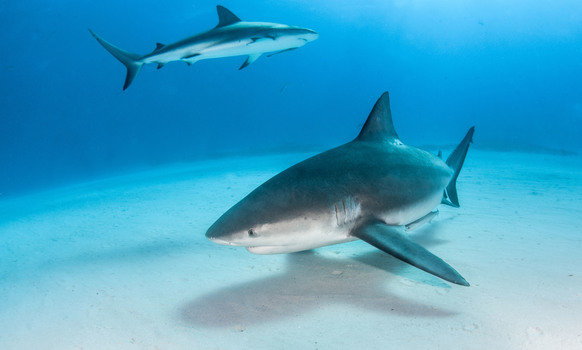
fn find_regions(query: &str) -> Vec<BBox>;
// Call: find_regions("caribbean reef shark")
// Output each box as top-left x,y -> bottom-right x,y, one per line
206,92 -> 475,286
89,5 -> 318,90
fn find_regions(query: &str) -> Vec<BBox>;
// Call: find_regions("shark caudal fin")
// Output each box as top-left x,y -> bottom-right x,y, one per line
442,127 -> 475,208
89,29 -> 144,90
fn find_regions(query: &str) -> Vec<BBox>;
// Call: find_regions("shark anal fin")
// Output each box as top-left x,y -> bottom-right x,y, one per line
215,5 -> 241,28
239,53 -> 262,70
352,222 -> 469,286
267,47 -> 298,57
441,195 -> 457,208
157,63 -> 165,70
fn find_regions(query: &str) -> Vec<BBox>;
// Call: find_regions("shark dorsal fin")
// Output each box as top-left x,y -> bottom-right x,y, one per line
215,5 -> 241,28
356,92 -> 400,142
151,43 -> 165,54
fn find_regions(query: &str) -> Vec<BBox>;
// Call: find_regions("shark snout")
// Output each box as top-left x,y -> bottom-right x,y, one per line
302,29 -> 319,42
205,218 -> 248,246
205,225 -> 230,245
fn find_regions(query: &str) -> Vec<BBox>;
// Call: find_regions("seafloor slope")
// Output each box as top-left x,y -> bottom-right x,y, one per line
0,150 -> 581,350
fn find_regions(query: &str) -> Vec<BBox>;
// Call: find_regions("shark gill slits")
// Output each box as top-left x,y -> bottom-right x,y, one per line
335,196 -> 361,226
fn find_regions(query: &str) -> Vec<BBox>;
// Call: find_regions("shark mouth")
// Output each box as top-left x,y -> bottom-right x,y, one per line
246,245 -> 297,255
207,237 -> 241,246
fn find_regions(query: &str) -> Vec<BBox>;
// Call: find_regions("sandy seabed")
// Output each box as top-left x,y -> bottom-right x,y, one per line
0,149 -> 581,350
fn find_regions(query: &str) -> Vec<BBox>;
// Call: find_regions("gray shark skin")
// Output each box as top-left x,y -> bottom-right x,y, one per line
89,5 -> 318,90
206,92 -> 475,286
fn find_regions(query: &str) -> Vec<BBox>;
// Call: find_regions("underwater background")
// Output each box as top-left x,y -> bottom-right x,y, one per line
2,2 -> 582,349
1,0 -> 581,197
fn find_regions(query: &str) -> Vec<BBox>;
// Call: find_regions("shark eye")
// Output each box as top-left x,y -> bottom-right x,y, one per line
248,229 -> 257,237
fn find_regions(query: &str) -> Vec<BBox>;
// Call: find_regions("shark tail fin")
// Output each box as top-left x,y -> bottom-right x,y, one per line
443,127 -> 475,208
89,29 -> 144,90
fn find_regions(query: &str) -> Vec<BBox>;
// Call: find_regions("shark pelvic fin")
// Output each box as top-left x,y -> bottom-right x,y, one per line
405,210 -> 438,231
356,92 -> 400,142
352,221 -> 469,286
183,53 -> 200,59
267,47 -> 298,57
239,53 -> 262,70
89,29 -> 144,90
182,53 -> 201,66
216,5 -> 241,28
443,126 -> 475,208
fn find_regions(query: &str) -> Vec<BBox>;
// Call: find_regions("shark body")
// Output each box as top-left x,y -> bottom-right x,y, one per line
89,5 -> 318,90
206,92 -> 475,286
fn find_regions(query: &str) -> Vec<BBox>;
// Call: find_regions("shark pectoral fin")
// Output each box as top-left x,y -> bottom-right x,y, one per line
267,47 -> 298,57
239,54 -> 262,70
352,222 -> 469,286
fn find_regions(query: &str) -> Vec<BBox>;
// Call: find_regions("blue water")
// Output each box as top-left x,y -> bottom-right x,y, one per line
1,0 -> 581,195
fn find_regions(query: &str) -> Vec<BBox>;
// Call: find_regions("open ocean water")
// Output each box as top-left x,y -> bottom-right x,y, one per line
1,1 -> 582,349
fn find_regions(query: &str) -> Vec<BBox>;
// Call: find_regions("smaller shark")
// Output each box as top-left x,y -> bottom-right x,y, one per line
206,92 -> 475,286
89,5 -> 318,90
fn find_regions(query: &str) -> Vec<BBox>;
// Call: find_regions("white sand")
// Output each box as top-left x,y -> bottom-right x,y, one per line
0,150 -> 581,350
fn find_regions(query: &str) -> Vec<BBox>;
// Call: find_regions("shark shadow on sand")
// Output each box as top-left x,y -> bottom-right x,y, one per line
180,219 -> 462,328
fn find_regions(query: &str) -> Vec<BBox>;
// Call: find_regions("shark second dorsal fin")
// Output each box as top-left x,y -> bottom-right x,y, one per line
216,5 -> 241,28
356,91 -> 400,143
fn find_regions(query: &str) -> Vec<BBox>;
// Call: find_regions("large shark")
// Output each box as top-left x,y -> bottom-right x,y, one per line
206,92 -> 475,286
89,5 -> 318,90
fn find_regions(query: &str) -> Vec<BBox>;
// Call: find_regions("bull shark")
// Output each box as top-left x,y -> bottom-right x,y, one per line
206,92 -> 475,286
89,5 -> 318,90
